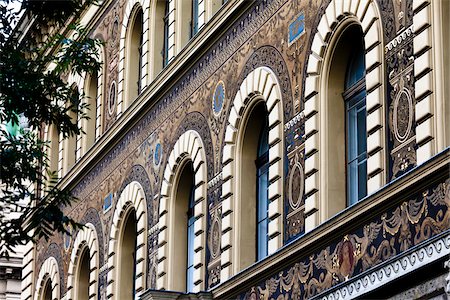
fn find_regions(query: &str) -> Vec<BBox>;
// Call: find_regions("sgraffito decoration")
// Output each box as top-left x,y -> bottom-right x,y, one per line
207,173 -> 223,289
284,112 -> 305,242
239,178 -> 450,299
385,0 -> 416,181
212,81 -> 225,116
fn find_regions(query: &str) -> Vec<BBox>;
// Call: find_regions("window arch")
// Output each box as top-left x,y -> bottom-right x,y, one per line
107,181 -> 147,299
343,32 -> 367,206
157,130 -> 208,292
118,209 -> 137,299
74,248 -> 90,300
34,256 -> 60,300
124,6 -> 143,109
46,124 -> 60,178
41,278 -> 53,300
236,100 -> 270,267
303,0 -> 385,231
67,223 -> 99,300
63,83 -> 80,175
177,0 -> 198,50
82,70 -> 98,153
152,0 -> 172,77
220,67 -> 285,280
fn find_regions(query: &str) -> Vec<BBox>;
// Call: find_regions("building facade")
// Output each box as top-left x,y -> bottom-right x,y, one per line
21,0 -> 450,299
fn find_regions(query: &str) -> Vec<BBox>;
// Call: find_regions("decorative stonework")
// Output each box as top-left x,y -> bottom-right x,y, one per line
237,177 -> 450,299
321,234 -> 450,300
386,24 -> 417,180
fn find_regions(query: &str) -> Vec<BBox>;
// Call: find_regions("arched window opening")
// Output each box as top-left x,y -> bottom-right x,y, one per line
63,84 -> 79,174
118,210 -> 137,299
41,279 -> 52,300
153,0 -> 170,75
325,24 -> 366,217
48,125 -> 59,176
178,0 -> 195,50
84,70 -> 97,151
170,161 -> 195,292
343,38 -> 367,206
75,248 -> 90,300
238,101 -> 269,270
256,117 -> 269,261
125,8 -> 143,108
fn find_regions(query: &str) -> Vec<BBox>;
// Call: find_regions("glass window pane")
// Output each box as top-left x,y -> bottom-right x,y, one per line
358,160 -> 367,200
347,160 -> 358,205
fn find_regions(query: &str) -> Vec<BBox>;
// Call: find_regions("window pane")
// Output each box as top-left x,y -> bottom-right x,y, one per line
347,159 -> 358,205
358,160 -> 367,200
357,102 -> 366,156
347,105 -> 357,160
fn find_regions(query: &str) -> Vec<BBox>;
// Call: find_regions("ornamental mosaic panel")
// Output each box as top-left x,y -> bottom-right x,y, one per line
284,112 -> 305,243
207,172 -> 223,289
386,24 -> 416,180
238,177 -> 450,299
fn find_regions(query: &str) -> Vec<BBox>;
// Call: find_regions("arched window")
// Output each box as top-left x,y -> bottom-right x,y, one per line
186,168 -> 196,292
256,118 -> 269,260
75,248 -> 90,300
178,0 -> 195,50
171,161 -> 195,292
83,70 -> 97,152
238,100 -> 269,269
48,125 -> 59,176
63,84 -> 79,174
324,23 -> 367,216
118,210 -> 137,299
125,7 -> 143,108
343,40 -> 367,206
41,279 -> 52,300
153,0 -> 170,75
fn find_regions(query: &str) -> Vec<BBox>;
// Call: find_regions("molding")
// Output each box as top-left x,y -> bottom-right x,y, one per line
316,233 -> 450,300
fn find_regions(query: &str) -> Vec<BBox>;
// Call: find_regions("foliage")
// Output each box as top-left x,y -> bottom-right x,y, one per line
0,0 -> 102,257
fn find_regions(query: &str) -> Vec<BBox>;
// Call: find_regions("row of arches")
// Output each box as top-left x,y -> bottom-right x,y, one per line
117,0 -> 226,116
45,54 -> 104,179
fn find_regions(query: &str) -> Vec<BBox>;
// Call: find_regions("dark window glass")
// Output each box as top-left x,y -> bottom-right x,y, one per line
344,41 -> 367,206
256,118 -> 269,260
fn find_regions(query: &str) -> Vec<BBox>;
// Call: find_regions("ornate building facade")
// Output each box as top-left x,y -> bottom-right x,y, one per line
20,0 -> 450,299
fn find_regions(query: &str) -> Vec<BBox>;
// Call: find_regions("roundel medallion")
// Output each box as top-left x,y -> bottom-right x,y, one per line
108,81 -> 116,116
288,154 -> 304,210
153,142 -> 162,167
212,81 -> 225,116
209,215 -> 221,259
393,88 -> 413,143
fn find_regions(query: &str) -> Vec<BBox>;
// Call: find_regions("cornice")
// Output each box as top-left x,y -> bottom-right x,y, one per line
57,0 -> 253,191
211,148 -> 450,298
